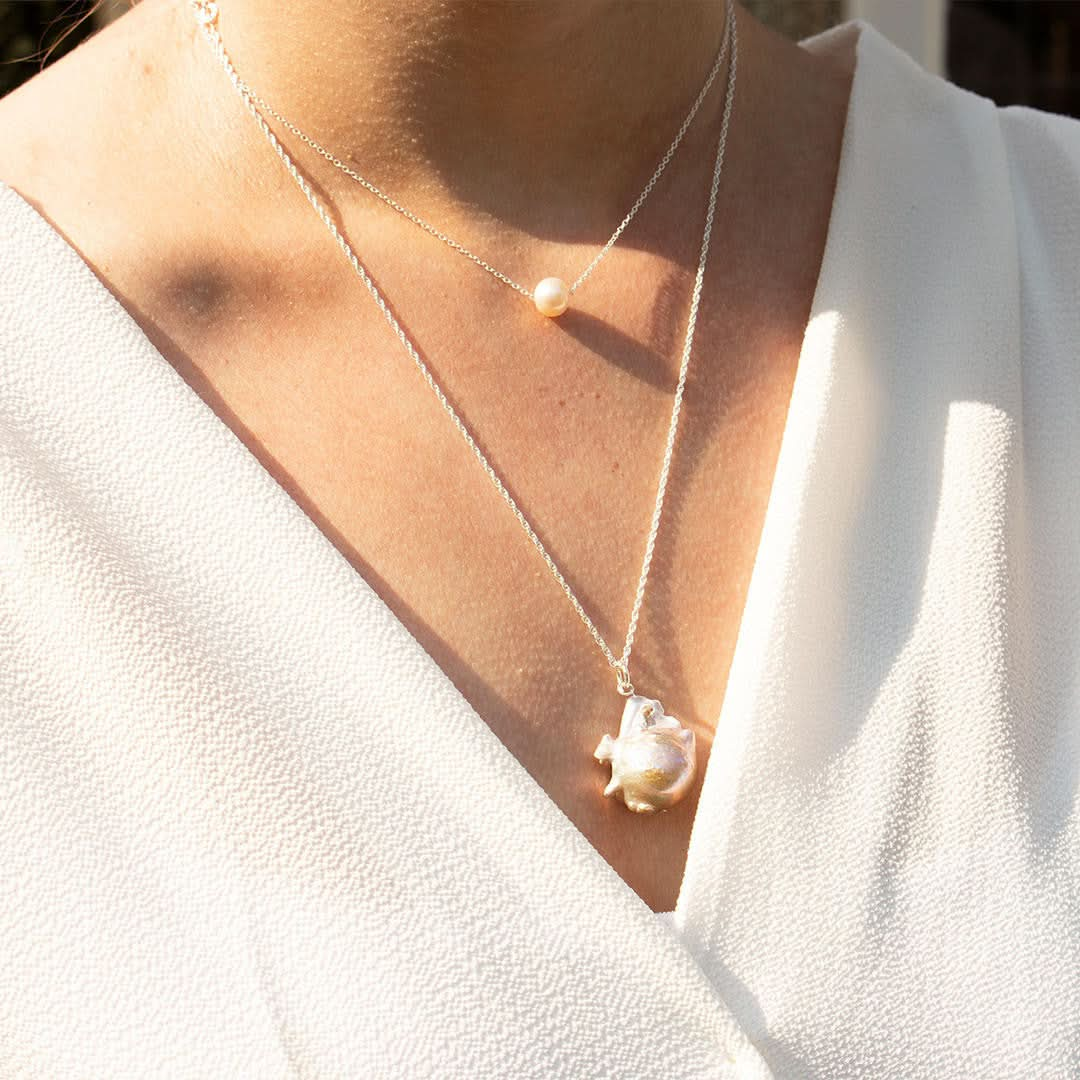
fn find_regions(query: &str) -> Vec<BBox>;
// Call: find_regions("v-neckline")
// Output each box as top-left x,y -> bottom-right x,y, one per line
0,17 -> 869,921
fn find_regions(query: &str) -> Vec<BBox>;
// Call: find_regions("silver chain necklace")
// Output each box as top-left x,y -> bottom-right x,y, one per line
190,0 -> 738,814
192,0 -> 731,319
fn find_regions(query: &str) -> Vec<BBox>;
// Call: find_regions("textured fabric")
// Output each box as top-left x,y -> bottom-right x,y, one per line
2,18 -> 1079,1080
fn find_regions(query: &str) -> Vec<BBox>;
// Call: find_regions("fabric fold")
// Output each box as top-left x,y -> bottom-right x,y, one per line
675,18 -> 1080,1080
0,178 -> 770,1076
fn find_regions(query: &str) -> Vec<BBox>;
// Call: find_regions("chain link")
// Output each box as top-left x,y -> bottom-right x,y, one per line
190,0 -> 738,694
196,1 -> 732,304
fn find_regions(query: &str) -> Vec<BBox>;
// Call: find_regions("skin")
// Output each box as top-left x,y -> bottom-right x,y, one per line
0,0 -> 855,913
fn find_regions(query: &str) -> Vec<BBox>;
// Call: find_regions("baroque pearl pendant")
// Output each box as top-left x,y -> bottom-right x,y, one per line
594,694 -> 697,813
533,277 -> 569,318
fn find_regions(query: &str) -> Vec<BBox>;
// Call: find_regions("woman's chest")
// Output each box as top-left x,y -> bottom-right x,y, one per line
146,273 -> 806,912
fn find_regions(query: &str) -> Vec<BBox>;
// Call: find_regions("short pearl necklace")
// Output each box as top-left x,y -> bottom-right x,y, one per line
191,1 -> 732,319
190,0 -> 738,815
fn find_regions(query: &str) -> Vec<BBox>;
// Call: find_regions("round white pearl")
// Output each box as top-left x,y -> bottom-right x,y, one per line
533,277 -> 569,318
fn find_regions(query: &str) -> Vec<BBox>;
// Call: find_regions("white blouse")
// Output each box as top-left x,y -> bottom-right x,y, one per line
1,17 -> 1078,1080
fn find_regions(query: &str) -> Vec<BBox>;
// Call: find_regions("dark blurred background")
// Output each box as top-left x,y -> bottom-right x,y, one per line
1,0 -> 1078,118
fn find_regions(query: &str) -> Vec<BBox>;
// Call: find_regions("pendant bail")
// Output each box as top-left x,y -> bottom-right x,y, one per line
613,660 -> 634,697
191,0 -> 219,24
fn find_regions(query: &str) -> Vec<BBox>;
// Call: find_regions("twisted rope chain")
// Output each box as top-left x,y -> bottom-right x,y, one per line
190,0 -> 738,696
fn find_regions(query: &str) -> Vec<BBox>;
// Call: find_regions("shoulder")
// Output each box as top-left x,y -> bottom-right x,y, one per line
995,103 -> 1080,245
0,0 -> 251,350
0,0 -> 195,217
0,0 -> 233,319
991,103 -> 1080,311
996,100 -> 1080,169
895,41 -> 1080,285
0,0 -> 194,362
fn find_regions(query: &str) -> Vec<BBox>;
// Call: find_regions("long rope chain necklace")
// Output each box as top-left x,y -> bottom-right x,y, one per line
190,0 -> 738,814
191,1 -> 731,319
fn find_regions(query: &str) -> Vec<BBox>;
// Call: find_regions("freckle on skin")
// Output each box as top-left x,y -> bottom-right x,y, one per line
558,398 -> 566,407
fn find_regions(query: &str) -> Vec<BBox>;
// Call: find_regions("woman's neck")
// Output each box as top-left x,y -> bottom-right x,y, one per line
212,0 -> 734,228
